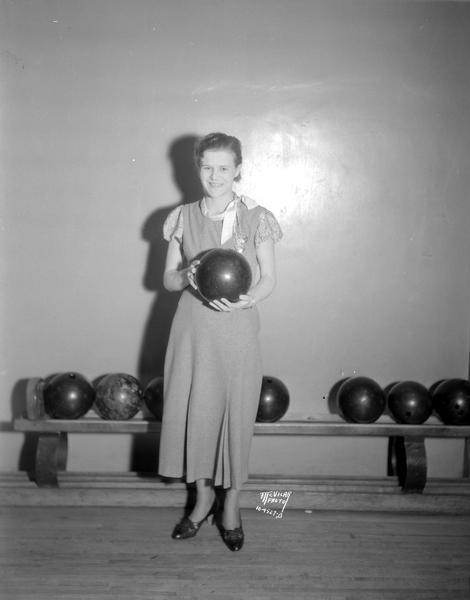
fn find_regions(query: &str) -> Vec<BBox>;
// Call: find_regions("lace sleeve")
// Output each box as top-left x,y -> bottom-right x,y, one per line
163,206 -> 184,243
254,209 -> 283,247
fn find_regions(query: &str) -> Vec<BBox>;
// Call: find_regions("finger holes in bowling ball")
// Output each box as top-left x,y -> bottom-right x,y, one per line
256,376 -> 290,423
432,379 -> 470,425
387,381 -> 432,425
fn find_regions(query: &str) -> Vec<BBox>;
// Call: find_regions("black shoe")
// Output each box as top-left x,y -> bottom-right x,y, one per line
171,498 -> 218,540
216,513 -> 244,551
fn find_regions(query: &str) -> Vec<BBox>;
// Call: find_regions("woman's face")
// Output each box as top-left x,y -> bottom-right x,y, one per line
199,148 -> 241,200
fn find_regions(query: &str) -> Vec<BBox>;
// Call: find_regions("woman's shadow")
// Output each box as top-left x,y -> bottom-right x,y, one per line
131,134 -> 202,473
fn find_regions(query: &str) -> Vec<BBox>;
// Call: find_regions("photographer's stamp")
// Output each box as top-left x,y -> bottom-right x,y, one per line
256,490 -> 292,519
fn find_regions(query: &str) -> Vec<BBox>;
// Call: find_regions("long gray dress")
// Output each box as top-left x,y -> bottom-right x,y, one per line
158,195 -> 282,489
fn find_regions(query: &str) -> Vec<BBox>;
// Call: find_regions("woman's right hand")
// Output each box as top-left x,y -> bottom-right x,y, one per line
186,260 -> 200,290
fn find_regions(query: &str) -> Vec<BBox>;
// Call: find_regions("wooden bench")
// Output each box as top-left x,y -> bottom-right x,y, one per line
14,378 -> 470,491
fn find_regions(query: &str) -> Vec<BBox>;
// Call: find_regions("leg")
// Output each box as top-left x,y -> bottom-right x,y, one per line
222,487 -> 241,529
188,478 -> 216,522
171,478 -> 216,540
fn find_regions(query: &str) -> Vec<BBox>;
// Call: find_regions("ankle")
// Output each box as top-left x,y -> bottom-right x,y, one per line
222,507 -> 241,530
190,492 -> 216,522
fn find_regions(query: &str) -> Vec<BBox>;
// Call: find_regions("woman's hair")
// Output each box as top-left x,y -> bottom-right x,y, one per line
194,132 -> 243,176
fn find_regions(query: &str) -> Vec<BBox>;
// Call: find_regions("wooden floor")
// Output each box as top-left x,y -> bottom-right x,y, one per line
1,507 -> 470,600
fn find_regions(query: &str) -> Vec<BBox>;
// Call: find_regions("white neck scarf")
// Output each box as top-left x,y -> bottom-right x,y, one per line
201,195 -> 258,246
200,195 -> 237,245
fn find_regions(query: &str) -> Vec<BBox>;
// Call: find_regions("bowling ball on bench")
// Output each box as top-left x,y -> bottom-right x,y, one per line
256,376 -> 290,423
43,372 -> 95,419
94,373 -> 144,420
337,376 -> 385,424
144,376 -> 164,421
195,248 -> 252,303
432,379 -> 470,425
387,381 -> 432,424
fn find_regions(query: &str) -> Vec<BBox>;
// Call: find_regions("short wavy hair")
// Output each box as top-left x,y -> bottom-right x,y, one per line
194,132 -> 243,180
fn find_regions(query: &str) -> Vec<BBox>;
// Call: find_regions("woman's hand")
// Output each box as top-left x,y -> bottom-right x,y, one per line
209,294 -> 255,312
186,260 -> 200,290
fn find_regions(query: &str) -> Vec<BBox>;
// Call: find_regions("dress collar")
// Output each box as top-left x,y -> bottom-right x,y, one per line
200,195 -> 235,221
200,194 -> 257,220
200,194 -> 258,247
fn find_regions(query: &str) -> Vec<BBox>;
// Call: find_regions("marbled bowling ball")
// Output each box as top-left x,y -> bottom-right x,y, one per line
144,376 -> 164,421
337,376 -> 385,424
94,373 -> 143,420
432,379 -> 470,425
387,381 -> 432,424
256,376 -> 290,423
44,372 -> 95,419
195,248 -> 252,303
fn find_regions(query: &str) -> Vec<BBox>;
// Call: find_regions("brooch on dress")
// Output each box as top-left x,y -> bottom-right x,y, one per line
233,211 -> 248,254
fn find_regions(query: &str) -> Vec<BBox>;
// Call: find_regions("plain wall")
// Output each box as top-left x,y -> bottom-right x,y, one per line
1,0 -> 469,477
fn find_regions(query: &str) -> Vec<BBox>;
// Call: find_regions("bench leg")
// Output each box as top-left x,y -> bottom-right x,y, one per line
35,432 -> 68,487
388,436 -> 427,493
464,438 -> 469,478
387,437 -> 398,477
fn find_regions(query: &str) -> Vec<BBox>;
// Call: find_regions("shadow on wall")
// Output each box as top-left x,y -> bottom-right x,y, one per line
10,136 -> 203,476
132,134 -> 202,473
137,134 -> 202,386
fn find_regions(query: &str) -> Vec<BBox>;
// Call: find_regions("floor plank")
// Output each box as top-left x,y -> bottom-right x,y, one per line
1,507 -> 470,599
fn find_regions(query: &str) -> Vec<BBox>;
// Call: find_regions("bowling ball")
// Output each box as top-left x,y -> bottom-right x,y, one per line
44,372 -> 95,419
387,381 -> 432,424
429,379 -> 448,396
337,376 -> 385,424
256,376 -> 290,423
432,378 -> 470,425
144,376 -> 164,421
195,248 -> 252,303
94,373 -> 143,420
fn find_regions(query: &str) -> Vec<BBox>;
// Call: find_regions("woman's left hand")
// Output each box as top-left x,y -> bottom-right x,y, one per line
209,294 -> 255,312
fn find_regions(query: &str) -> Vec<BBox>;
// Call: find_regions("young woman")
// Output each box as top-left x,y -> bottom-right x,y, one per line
158,132 -> 282,551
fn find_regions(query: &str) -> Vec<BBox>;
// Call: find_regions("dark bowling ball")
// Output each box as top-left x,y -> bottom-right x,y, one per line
94,373 -> 143,420
387,381 -> 432,424
337,376 -> 385,424
432,378 -> 470,425
256,376 -> 290,423
144,376 -> 164,421
428,379 -> 449,397
195,248 -> 252,303
44,372 -> 95,419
